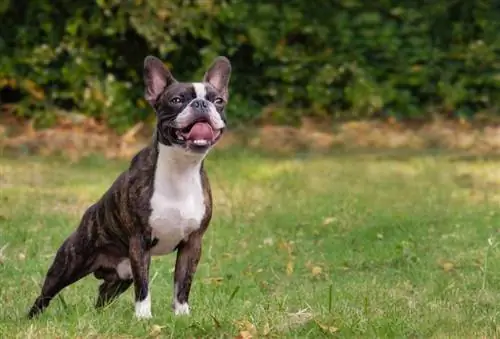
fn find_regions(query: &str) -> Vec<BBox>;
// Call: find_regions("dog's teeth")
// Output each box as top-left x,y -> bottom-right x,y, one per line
192,139 -> 209,146
178,136 -> 185,141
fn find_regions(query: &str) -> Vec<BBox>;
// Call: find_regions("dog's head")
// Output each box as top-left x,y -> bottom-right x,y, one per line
143,55 -> 231,153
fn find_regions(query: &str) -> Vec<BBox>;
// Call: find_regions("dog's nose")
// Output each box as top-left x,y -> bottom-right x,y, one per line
191,99 -> 208,110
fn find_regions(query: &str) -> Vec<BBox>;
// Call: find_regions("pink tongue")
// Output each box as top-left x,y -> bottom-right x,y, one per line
185,122 -> 213,141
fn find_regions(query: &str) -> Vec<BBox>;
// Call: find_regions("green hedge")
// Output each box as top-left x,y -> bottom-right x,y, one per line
1,1 -> 500,131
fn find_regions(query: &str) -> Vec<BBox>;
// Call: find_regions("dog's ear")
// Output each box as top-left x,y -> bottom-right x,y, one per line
144,56 -> 176,106
203,56 -> 231,101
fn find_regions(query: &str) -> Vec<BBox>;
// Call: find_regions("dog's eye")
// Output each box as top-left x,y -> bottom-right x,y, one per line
170,97 -> 182,104
214,97 -> 224,105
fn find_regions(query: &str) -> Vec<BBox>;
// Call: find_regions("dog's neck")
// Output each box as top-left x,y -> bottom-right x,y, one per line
155,142 -> 207,180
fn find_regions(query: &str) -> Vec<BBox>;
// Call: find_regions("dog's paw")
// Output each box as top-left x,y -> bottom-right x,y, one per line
174,302 -> 190,316
135,297 -> 152,319
135,307 -> 152,319
135,310 -> 153,319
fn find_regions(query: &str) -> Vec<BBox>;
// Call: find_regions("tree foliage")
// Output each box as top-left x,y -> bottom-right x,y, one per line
1,0 -> 500,131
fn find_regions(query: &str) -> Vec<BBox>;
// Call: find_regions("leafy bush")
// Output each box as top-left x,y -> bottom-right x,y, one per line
1,0 -> 500,131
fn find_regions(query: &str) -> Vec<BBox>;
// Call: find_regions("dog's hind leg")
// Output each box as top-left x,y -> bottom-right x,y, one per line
94,269 -> 132,309
27,234 -> 93,319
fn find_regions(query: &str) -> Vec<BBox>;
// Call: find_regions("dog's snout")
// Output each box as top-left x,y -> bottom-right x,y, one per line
191,99 -> 208,110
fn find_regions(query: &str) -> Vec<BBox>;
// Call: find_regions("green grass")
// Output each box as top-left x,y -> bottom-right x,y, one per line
1,148 -> 500,338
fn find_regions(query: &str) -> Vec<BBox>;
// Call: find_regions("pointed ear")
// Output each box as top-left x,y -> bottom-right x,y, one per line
143,56 -> 176,106
203,56 -> 231,100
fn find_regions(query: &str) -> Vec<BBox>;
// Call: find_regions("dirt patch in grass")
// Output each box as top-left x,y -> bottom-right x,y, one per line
1,113 -> 500,160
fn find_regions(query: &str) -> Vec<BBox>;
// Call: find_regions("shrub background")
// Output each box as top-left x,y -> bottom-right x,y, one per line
1,0 -> 500,132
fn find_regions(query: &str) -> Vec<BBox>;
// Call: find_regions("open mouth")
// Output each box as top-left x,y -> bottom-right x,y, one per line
175,119 -> 223,149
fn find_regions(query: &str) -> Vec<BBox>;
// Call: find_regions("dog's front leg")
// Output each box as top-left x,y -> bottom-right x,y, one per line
129,233 -> 152,319
172,232 -> 203,316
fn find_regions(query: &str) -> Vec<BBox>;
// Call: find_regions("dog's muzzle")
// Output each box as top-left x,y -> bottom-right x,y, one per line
170,99 -> 225,151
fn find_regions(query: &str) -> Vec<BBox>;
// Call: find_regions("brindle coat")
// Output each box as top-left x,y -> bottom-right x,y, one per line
27,56 -> 230,319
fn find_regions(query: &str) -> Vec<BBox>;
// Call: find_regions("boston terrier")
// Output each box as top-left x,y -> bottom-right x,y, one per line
27,55 -> 231,319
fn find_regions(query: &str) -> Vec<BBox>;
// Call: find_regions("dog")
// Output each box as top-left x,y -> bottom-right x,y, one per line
27,55 -> 231,319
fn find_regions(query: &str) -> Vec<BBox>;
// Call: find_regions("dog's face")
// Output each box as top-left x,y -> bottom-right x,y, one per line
143,56 -> 231,153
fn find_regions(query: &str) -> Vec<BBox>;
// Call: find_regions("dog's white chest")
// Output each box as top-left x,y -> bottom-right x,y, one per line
148,145 -> 206,256
149,190 -> 204,255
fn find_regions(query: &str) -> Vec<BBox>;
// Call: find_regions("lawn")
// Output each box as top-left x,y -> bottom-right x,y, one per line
1,148 -> 500,338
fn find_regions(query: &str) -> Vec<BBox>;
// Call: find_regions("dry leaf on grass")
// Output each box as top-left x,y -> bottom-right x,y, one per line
235,330 -> 253,339
315,321 -> 339,334
203,277 -> 224,285
0,244 -> 8,264
263,237 -> 274,246
442,262 -> 454,272
438,260 -> 455,272
261,322 -> 271,336
323,217 -> 336,225
235,320 -> 257,339
311,266 -> 322,277
148,324 -> 165,338
279,240 -> 294,255
305,260 -> 324,277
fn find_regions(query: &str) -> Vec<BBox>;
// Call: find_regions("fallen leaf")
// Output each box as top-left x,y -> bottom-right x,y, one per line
279,240 -> 294,256
238,320 -> 257,333
203,277 -> 224,285
261,322 -> 271,336
442,262 -> 454,272
311,266 -> 322,276
315,321 -> 339,334
437,259 -> 456,272
323,217 -> 336,225
286,261 -> 294,276
235,320 -> 257,338
263,237 -> 274,246
235,330 -> 253,339
149,324 -> 165,337
0,244 -> 8,264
